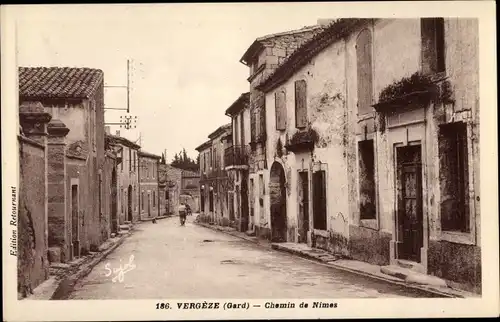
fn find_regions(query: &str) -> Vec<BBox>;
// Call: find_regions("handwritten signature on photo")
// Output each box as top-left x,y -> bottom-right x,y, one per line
104,254 -> 136,283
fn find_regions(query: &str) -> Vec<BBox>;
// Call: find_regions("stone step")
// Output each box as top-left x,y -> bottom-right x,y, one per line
119,224 -> 130,231
380,265 -> 447,287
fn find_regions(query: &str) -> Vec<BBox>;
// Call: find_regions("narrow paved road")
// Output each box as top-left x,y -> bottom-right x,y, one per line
69,216 -> 438,299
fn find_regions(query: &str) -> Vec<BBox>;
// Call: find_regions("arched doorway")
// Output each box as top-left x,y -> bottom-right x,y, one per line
127,185 -> 133,222
111,168 -> 118,233
270,162 -> 287,242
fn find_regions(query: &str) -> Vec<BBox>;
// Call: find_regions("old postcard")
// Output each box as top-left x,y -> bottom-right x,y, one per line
1,2 -> 498,321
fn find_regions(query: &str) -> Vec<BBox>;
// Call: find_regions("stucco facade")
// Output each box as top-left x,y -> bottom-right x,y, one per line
196,124 -> 233,226
256,18 -> 480,293
138,151 -> 161,220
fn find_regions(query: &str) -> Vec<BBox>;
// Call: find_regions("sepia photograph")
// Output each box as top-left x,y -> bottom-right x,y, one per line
1,2 -> 498,321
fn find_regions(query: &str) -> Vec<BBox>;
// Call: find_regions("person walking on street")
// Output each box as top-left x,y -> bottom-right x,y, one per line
178,202 -> 187,226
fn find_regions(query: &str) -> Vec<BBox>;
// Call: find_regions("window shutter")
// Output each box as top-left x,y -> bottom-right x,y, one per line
356,29 -> 373,115
250,110 -> 256,142
295,80 -> 307,128
275,90 -> 286,131
259,106 -> 266,138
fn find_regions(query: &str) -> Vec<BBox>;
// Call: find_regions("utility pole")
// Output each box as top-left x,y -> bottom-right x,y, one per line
104,59 -> 138,130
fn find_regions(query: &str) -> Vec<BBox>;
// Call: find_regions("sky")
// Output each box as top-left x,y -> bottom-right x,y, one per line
13,3 -> 347,161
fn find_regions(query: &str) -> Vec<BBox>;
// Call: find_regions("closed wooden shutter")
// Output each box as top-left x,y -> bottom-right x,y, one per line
259,102 -> 266,139
313,170 -> 327,230
250,110 -> 256,142
356,29 -> 373,115
295,80 -> 307,128
275,90 -> 287,131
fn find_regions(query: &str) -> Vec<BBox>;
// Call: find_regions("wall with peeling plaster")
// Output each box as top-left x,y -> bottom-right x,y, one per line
264,39 -> 350,246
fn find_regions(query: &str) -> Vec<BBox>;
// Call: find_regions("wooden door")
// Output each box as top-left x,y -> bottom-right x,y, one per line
396,145 -> 423,262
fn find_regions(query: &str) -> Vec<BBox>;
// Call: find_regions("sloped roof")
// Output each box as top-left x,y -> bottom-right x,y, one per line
208,123 -> 232,140
138,150 -> 161,159
240,25 -> 325,65
19,66 -> 104,100
105,133 -> 141,150
195,139 -> 212,152
225,92 -> 250,116
257,19 -> 370,92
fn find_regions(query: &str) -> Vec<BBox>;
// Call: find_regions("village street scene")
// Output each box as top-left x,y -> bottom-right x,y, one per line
12,5 -> 482,302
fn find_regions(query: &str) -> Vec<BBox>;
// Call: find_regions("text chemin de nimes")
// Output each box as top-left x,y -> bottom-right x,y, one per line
10,186 -> 18,256
156,301 -> 338,310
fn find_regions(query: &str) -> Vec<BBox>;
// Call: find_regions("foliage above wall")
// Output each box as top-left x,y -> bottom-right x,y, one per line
285,127 -> 319,152
375,72 -> 454,112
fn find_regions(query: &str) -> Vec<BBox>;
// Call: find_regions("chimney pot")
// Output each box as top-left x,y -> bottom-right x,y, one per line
105,126 -> 111,135
116,130 -> 120,137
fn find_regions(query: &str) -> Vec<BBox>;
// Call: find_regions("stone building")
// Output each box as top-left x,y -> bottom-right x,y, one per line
180,169 -> 201,213
18,67 -> 115,297
19,67 -> 110,263
138,150 -> 161,219
196,124 -> 233,226
162,164 -> 183,215
105,130 -> 141,225
239,23 -> 327,239
256,18 -> 480,293
224,93 -> 252,232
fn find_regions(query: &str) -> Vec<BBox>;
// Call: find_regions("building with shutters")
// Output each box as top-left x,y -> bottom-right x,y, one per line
196,124 -> 233,226
239,23 -> 328,239
105,129 -> 141,226
224,93 -> 252,232
138,151 -> 161,220
256,18 -> 480,293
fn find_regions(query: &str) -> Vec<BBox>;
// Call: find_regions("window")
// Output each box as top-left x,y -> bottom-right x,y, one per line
356,29 -> 374,115
121,150 -> 123,170
295,80 -> 308,128
121,190 -> 125,213
259,174 -> 265,196
250,109 -> 257,142
421,18 -> 446,74
201,191 -> 205,212
133,151 -> 136,172
165,190 -> 168,199
129,148 -> 132,171
234,117 -> 239,145
209,190 -> 214,212
249,179 -> 254,217
439,122 -> 469,232
358,140 -> 376,220
313,170 -> 327,230
240,112 -> 245,145
141,191 -> 144,210
259,98 -> 266,139
275,89 -> 287,131
153,190 -> 156,207
98,173 -> 102,219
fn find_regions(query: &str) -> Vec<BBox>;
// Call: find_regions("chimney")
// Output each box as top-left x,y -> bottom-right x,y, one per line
317,19 -> 337,26
115,130 -> 120,137
105,126 -> 111,135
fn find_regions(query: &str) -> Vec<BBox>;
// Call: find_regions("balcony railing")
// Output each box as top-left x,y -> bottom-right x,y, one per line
224,145 -> 250,168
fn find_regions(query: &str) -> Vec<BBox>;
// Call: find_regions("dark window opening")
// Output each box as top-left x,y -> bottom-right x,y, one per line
439,122 -> 469,232
313,170 -> 327,230
200,192 -> 205,212
141,191 -> 144,210
421,18 -> 446,74
358,140 -> 377,220
209,190 -> 214,212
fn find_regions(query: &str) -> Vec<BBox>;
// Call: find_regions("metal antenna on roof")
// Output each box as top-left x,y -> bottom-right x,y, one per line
104,59 -> 138,131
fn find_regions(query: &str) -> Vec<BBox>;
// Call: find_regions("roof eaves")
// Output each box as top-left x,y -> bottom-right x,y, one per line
256,19 -> 368,93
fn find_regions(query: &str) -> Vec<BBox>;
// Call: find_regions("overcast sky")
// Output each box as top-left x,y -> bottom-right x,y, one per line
14,3 -> 353,160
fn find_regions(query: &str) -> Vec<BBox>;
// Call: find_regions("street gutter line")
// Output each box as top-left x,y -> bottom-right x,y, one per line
194,222 -> 458,298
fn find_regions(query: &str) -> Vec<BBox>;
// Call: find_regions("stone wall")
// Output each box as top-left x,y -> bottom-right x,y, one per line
18,136 -> 49,297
